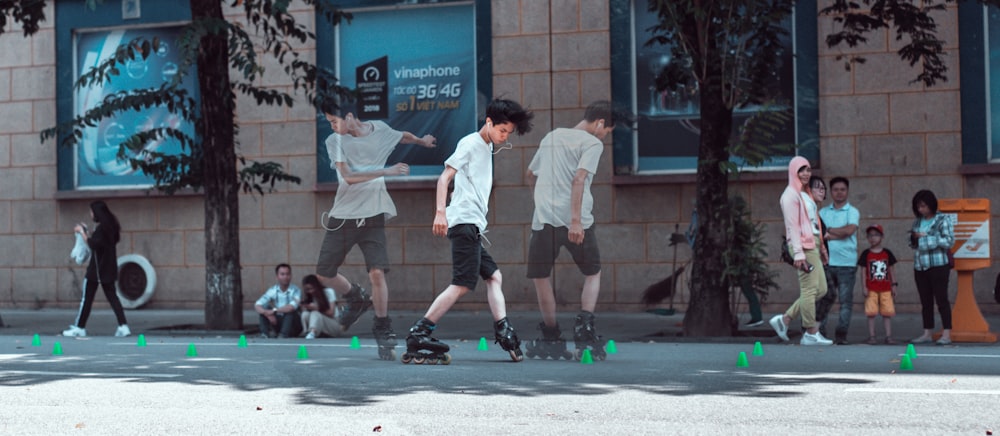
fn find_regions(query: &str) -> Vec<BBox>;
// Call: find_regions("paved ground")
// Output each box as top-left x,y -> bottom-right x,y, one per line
1,334 -> 998,435
1,307 -> 998,346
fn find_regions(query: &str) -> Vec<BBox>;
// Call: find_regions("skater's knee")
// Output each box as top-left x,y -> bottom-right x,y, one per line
368,268 -> 386,285
486,270 -> 502,285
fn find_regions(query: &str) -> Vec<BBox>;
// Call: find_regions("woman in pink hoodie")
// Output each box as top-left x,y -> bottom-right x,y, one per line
770,157 -> 832,345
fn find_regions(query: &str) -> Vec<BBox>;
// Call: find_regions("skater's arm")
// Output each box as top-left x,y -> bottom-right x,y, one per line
433,166 -> 457,237
400,131 -> 437,148
335,161 -> 409,185
568,168 -> 589,244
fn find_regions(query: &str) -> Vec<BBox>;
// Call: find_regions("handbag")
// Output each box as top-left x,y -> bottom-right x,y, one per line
779,236 -> 795,266
70,231 -> 91,265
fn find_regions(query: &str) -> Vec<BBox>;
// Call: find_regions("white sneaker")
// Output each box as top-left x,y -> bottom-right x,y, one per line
115,324 -> 131,337
801,331 -> 833,346
305,331 -> 316,339
769,315 -> 789,341
62,325 -> 87,337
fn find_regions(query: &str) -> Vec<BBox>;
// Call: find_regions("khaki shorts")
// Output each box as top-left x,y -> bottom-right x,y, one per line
865,291 -> 895,318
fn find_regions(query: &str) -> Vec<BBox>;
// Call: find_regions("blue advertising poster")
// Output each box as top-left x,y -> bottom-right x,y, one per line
318,3 -> 477,182
74,25 -> 199,188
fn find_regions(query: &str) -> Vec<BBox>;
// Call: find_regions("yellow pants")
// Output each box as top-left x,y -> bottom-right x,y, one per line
784,247 -> 828,328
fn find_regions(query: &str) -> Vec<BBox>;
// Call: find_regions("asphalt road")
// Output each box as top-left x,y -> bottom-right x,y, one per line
1,334 -> 998,435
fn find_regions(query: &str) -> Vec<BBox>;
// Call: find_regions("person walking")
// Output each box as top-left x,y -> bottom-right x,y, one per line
62,200 -> 130,337
770,157 -> 832,345
908,189 -> 954,345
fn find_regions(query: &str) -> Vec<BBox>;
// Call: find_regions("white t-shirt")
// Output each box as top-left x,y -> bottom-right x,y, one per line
528,128 -> 603,231
444,132 -> 494,232
326,120 -> 404,220
801,192 -> 821,236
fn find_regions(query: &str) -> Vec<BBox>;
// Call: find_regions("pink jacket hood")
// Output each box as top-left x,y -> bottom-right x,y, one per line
780,156 -> 816,260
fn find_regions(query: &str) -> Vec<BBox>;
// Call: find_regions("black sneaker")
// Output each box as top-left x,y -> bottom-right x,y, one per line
744,319 -> 765,328
834,336 -> 849,345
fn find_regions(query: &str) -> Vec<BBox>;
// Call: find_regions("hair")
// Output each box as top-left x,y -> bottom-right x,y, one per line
584,100 -> 636,130
808,175 -> 825,201
275,263 -> 291,275
809,175 -> 825,189
485,98 -> 534,135
318,95 -> 352,118
89,200 -> 121,244
300,274 -> 330,313
829,176 -> 849,189
911,189 -> 939,217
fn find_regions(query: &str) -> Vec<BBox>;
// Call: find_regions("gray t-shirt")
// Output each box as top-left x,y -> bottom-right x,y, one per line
528,128 -> 602,230
326,120 -> 404,220
444,132 -> 493,233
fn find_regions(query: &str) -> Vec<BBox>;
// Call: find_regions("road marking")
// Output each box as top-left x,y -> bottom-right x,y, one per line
0,370 -> 180,378
899,353 -> 1000,359
847,388 -> 1000,395
106,342 -> 370,348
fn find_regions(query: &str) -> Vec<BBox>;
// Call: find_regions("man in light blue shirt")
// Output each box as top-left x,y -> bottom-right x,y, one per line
819,177 -> 860,345
254,263 -> 302,338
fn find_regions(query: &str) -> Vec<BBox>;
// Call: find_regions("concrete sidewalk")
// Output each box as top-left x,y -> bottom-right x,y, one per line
1,307 -> 998,345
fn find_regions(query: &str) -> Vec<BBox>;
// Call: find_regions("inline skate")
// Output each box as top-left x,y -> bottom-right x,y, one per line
525,322 -> 573,360
573,311 -> 607,361
338,283 -> 372,332
494,317 -> 524,362
372,316 -> 397,361
401,318 -> 451,365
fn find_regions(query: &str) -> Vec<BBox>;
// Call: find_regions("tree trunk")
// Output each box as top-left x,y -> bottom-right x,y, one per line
193,1 -> 243,330
683,64 -> 735,337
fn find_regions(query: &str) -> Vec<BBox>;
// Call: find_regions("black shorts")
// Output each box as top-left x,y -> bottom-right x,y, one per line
526,224 -> 601,278
448,224 -> 498,290
316,214 -> 390,277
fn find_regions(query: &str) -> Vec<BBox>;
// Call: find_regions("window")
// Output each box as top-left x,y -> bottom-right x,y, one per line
609,0 -> 819,176
959,2 -> 1000,165
55,1 -> 196,190
315,0 -> 490,184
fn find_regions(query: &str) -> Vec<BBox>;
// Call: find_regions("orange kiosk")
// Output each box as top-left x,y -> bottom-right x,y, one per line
937,198 -> 997,343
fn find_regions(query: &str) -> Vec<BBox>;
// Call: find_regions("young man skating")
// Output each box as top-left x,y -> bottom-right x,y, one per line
401,99 -> 534,364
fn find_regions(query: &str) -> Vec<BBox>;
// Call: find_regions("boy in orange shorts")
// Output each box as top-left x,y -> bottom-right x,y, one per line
857,224 -> 898,344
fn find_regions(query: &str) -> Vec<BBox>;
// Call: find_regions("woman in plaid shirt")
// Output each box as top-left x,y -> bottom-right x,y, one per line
908,190 -> 955,345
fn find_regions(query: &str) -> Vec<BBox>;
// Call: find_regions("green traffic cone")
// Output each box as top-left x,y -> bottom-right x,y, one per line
606,339 -> 618,354
580,349 -> 594,364
350,336 -> 361,349
752,341 -> 764,356
237,335 -> 248,348
297,345 -> 309,360
136,334 -> 147,347
737,351 -> 749,368
899,354 -> 913,371
906,343 -> 917,359
477,337 -> 488,351
186,343 -> 198,357
31,334 -> 41,347
51,342 -> 63,356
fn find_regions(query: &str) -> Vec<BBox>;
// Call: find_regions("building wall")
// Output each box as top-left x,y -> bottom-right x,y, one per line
0,1 -> 997,315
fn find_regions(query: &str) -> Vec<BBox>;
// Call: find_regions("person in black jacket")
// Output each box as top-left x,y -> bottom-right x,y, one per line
63,200 -> 130,337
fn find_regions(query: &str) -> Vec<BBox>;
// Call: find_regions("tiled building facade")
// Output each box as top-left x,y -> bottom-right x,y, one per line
0,0 -> 997,315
